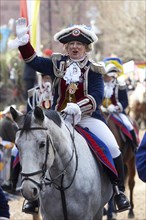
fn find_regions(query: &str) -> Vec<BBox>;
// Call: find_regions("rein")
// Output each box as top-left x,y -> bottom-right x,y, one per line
44,123 -> 78,220
45,124 -> 78,190
18,122 -> 78,220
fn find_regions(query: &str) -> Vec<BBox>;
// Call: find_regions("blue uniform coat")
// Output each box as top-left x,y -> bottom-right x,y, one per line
136,132 -> 146,182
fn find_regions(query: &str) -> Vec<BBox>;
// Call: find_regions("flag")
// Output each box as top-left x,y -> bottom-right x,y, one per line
0,26 -> 11,53
20,0 -> 41,53
20,0 -> 28,21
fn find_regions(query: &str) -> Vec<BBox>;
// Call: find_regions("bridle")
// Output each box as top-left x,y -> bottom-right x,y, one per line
17,126 -> 51,189
17,123 -> 78,220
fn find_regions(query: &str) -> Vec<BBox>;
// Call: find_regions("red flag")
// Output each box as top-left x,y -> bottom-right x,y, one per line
19,0 -> 41,53
20,0 -> 28,22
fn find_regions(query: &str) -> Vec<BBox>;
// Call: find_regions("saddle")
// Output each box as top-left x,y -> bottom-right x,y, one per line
75,125 -> 118,181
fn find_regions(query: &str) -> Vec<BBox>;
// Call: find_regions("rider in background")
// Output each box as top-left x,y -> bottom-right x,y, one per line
101,57 -> 139,153
0,105 -> 18,193
8,17 -> 131,214
27,74 -> 53,112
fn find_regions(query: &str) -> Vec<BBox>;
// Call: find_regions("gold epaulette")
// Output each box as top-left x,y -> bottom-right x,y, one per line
90,62 -> 106,75
51,53 -> 63,63
51,53 -> 66,78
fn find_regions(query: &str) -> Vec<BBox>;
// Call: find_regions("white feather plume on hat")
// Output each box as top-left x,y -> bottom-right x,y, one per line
54,24 -> 98,45
105,63 -> 122,77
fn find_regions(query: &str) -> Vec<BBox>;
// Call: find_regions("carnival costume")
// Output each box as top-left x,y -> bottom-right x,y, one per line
101,57 -> 138,152
8,18 -> 131,213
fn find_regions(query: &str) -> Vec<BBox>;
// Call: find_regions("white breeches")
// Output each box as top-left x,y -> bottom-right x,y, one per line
11,145 -> 18,157
78,116 -> 121,158
113,113 -> 133,131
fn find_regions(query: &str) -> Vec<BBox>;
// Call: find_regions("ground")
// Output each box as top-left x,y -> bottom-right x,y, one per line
8,130 -> 146,220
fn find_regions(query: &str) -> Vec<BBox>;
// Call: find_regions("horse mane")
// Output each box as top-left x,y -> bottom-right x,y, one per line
20,109 -> 62,135
20,111 -> 32,135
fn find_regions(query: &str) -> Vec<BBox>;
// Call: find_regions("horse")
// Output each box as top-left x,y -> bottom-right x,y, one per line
128,82 -> 146,130
10,106 -> 112,220
128,100 -> 146,130
102,111 -> 137,219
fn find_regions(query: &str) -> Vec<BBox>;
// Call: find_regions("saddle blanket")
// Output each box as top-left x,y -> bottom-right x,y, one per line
110,114 -> 140,144
75,125 -> 118,180
13,151 -> 19,168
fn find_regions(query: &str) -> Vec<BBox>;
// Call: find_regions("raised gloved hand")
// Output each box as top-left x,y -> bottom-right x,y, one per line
61,103 -> 81,125
8,17 -> 30,49
107,104 -> 117,113
16,17 -> 30,39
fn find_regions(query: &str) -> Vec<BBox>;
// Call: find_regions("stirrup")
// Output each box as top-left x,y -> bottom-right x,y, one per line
112,185 -> 131,213
22,199 -> 39,215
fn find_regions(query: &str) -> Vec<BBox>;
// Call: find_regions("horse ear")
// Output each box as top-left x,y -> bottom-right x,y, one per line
10,106 -> 23,121
34,106 -> 44,121
10,106 -> 24,127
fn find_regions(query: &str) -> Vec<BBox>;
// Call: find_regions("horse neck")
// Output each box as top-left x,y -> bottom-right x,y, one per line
48,123 -> 76,181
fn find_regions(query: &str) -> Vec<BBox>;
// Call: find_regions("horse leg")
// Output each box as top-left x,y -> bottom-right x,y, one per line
106,198 -> 117,220
126,156 -> 136,218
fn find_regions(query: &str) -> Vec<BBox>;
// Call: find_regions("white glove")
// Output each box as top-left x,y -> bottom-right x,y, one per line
8,17 -> 30,49
107,104 -> 117,113
100,105 -> 108,113
61,103 -> 81,125
16,17 -> 30,39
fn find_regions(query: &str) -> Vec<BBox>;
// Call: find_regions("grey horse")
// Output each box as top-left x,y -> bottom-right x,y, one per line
10,106 -> 112,220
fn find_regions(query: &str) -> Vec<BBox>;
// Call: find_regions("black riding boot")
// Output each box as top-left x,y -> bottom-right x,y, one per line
130,129 -> 138,152
22,199 -> 39,214
113,154 -> 131,212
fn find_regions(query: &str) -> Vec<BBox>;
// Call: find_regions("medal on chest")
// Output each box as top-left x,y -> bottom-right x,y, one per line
68,82 -> 78,102
68,82 -> 78,94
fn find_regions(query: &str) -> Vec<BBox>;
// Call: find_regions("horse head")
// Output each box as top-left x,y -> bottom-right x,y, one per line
10,106 -> 60,201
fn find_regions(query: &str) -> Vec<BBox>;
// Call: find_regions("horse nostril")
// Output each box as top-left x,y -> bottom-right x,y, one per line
33,187 -> 38,197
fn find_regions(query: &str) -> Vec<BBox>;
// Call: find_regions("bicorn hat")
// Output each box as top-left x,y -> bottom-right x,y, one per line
105,63 -> 121,77
54,24 -> 98,45
103,57 -> 124,76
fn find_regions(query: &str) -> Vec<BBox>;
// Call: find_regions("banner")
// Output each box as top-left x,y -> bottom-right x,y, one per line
20,0 -> 28,21
20,0 -> 41,53
0,26 -> 11,53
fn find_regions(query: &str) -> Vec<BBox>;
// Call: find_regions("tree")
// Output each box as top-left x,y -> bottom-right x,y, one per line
87,0 -> 146,62
40,0 -> 145,62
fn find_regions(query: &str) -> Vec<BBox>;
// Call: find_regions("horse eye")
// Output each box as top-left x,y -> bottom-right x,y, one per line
39,142 -> 45,149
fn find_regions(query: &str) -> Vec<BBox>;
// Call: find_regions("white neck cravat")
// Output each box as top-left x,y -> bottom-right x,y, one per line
63,62 -> 81,84
104,79 -> 116,98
